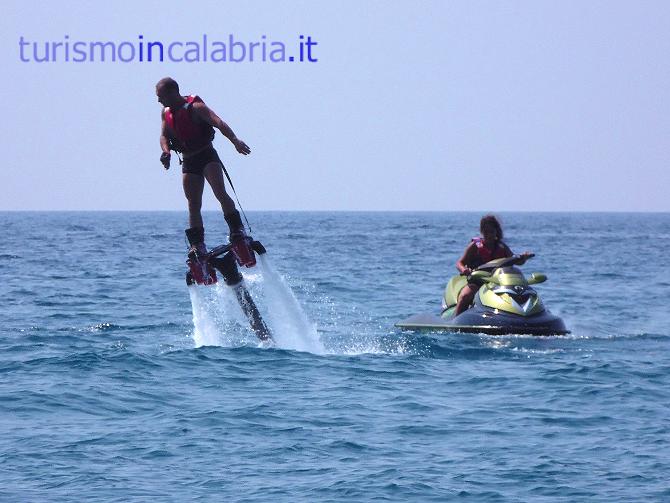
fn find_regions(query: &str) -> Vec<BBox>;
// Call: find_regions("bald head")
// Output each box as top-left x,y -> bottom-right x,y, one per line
156,77 -> 182,108
156,77 -> 179,93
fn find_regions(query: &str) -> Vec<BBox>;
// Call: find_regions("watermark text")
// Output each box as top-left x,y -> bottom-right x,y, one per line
18,34 -> 318,63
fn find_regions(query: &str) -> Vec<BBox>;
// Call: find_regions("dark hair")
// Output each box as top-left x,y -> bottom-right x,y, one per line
156,77 -> 179,93
480,214 -> 503,240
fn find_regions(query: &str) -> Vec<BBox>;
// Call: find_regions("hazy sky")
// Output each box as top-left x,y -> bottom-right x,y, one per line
2,0 -> 668,211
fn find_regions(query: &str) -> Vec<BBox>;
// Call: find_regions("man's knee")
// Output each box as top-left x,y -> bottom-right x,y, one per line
213,187 -> 229,202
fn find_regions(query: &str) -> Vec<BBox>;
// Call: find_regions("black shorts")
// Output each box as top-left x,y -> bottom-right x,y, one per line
181,145 -> 222,176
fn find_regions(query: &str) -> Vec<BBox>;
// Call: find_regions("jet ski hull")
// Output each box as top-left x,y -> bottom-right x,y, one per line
396,308 -> 569,336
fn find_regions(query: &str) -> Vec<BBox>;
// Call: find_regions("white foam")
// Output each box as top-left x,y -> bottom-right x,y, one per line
188,285 -> 220,347
255,255 -> 324,354
187,255 -> 324,354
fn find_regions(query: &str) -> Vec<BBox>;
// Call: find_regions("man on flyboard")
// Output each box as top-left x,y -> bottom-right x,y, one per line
156,77 -> 271,341
156,77 -> 250,256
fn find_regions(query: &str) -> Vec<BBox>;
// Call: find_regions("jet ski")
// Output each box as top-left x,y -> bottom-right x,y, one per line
396,255 -> 569,335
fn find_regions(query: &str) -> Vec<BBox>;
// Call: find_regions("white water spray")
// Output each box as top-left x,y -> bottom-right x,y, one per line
255,255 -> 324,353
188,286 -> 220,347
187,255 -> 324,354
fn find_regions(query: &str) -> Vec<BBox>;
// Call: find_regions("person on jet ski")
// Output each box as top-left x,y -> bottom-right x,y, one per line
454,215 -> 533,315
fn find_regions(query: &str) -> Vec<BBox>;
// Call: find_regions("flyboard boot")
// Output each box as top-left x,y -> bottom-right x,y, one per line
184,218 -> 272,341
225,210 -> 257,268
185,226 -> 217,285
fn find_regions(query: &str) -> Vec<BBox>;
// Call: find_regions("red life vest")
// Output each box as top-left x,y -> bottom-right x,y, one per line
472,237 -> 508,265
164,95 -> 215,153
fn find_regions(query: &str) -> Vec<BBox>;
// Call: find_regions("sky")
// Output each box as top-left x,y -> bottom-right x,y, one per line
1,0 -> 669,211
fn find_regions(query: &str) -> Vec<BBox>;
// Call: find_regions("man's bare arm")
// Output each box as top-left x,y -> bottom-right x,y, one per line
192,102 -> 251,155
160,110 -> 171,153
159,110 -> 171,169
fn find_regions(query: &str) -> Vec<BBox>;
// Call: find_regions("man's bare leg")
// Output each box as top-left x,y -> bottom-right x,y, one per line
203,161 -> 236,213
183,173 -> 207,254
183,173 -> 206,228
203,161 -> 244,237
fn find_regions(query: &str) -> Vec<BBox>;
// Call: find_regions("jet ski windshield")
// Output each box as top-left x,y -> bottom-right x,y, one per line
494,266 -> 524,276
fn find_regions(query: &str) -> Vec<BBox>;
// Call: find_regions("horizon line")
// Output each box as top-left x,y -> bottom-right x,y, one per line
1,209 -> 669,214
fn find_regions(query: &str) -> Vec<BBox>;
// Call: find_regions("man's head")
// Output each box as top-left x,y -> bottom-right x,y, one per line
156,77 -> 181,108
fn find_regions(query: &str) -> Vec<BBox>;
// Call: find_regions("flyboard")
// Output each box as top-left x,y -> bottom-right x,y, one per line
186,234 -> 272,341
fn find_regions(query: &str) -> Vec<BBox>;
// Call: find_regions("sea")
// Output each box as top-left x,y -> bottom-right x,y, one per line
1,211 -> 669,502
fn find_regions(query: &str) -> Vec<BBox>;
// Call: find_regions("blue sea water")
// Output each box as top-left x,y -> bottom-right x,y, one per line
1,211 -> 669,502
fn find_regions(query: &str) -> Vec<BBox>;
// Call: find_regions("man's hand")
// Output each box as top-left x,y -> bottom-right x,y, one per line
160,152 -> 171,170
461,267 -> 473,277
232,138 -> 251,155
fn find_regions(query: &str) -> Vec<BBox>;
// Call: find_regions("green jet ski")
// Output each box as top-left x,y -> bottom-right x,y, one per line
396,255 -> 569,335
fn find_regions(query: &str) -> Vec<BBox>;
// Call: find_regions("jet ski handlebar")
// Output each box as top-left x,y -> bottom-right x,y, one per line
462,254 -> 547,286
475,254 -> 534,272
459,254 -> 535,283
